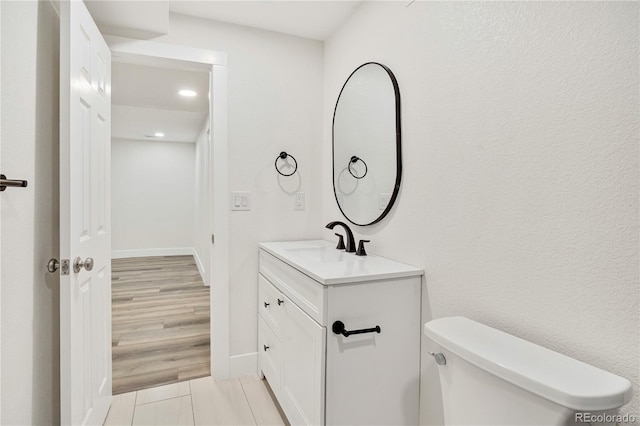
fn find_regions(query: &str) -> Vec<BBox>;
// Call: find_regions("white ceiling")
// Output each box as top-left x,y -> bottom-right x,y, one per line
112,62 -> 209,143
112,105 -> 207,143
113,62 -> 209,112
86,1 -> 361,41
169,1 -> 361,41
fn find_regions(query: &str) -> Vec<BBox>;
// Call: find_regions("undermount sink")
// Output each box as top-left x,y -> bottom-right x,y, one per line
284,245 -> 326,255
284,242 -> 347,261
259,240 -> 423,285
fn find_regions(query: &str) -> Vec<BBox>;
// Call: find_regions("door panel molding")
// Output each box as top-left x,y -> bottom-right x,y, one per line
60,2 -> 112,424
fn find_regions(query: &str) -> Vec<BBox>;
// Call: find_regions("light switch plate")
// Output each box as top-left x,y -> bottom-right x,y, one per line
231,191 -> 250,211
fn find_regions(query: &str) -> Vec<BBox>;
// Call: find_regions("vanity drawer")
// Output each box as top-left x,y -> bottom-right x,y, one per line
258,316 -> 281,391
259,274 -> 285,336
259,250 -> 327,325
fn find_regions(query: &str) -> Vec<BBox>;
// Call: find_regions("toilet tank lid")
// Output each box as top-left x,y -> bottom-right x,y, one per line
424,316 -> 632,411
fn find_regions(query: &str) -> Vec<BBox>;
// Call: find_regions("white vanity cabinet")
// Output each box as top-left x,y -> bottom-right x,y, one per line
258,240 -> 423,426
258,274 -> 326,425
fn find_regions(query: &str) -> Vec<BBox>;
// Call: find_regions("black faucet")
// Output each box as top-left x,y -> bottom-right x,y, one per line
325,221 -> 356,253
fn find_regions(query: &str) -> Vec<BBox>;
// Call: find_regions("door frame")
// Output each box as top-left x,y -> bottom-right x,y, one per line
0,1 -> 3,418
106,36 -> 230,379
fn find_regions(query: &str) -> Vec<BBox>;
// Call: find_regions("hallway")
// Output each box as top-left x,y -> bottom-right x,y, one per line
112,255 -> 210,394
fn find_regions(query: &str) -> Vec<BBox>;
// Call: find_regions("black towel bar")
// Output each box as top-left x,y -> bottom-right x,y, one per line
332,320 -> 381,337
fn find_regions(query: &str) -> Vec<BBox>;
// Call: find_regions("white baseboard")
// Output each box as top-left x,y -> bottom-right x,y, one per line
111,247 -> 194,259
229,352 -> 258,377
192,248 -> 209,286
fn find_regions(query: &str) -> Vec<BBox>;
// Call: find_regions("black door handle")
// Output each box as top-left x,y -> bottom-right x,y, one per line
332,320 -> 381,337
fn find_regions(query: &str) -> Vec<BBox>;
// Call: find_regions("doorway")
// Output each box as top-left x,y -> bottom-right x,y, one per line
107,36 -> 230,383
110,58 -> 211,394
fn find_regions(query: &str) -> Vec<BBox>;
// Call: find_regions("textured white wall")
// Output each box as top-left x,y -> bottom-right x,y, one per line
111,139 -> 196,255
156,14 -> 324,358
0,1 -> 61,424
323,2 -> 639,424
193,122 -> 210,284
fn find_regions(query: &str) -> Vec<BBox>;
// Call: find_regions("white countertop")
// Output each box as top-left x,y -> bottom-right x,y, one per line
258,240 -> 423,285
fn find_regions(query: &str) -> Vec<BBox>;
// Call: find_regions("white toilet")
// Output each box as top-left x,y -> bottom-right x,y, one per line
424,317 -> 633,425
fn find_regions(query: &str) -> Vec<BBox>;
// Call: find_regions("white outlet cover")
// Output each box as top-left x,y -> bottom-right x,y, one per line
379,193 -> 392,210
294,192 -> 305,210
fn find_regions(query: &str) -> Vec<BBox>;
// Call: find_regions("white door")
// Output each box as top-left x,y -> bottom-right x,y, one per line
59,1 -> 112,424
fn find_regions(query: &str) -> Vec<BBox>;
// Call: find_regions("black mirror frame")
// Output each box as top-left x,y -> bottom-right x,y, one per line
331,62 -> 402,226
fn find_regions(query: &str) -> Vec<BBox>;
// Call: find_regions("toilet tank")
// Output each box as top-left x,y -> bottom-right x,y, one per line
424,317 -> 632,426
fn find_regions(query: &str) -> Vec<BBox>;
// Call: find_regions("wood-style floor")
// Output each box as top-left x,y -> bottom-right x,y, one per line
112,255 -> 210,395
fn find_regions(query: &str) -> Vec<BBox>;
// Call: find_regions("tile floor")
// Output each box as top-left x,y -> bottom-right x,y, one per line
104,375 -> 288,426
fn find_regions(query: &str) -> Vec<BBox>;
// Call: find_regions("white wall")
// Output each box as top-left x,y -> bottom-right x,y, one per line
193,121 -> 210,284
0,1 -> 61,424
154,14 -> 324,361
111,139 -> 196,257
323,2 -> 639,424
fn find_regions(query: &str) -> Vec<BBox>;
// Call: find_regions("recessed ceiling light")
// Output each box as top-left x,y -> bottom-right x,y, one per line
178,89 -> 197,97
154,132 -> 164,137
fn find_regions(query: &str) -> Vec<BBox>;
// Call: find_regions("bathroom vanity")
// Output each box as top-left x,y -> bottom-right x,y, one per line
257,240 -> 423,425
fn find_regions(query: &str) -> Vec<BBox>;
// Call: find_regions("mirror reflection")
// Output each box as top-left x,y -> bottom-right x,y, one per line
332,62 -> 401,226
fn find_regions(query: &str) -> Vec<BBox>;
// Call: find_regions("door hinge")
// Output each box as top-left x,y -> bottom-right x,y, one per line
211,234 -> 215,244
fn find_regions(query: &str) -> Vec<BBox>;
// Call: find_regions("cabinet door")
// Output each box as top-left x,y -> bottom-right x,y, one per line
258,316 -> 282,391
325,278 -> 421,425
280,297 -> 326,426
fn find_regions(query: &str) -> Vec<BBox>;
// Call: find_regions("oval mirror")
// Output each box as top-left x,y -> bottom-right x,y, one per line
332,62 -> 401,226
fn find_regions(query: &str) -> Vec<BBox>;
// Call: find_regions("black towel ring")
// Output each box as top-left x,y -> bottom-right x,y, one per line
348,156 -> 368,179
275,151 -> 298,177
